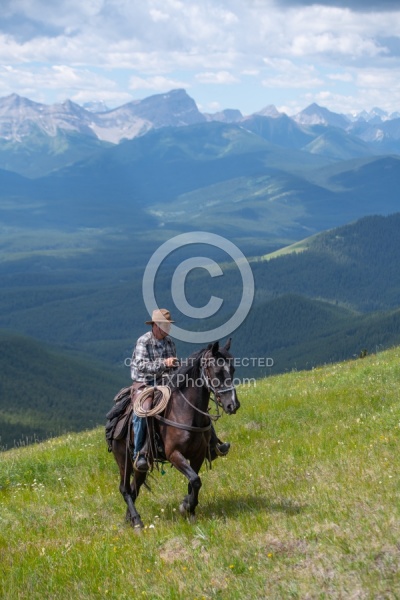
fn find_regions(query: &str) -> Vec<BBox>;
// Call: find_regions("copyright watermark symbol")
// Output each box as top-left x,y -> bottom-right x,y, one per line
142,232 -> 254,343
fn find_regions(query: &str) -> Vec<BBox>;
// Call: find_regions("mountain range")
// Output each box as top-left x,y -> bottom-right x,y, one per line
1,118 -> 399,257
1,90 -> 400,177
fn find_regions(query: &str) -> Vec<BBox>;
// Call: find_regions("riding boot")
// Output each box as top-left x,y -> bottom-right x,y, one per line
133,436 -> 150,471
209,424 -> 230,461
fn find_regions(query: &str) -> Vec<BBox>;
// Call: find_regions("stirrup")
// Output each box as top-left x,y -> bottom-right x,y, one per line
133,454 -> 149,472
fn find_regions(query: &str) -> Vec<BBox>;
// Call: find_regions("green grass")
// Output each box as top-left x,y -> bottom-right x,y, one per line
259,234 -> 317,261
1,347 -> 400,598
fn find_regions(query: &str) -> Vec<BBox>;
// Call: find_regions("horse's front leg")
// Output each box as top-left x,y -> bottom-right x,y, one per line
168,449 -> 203,520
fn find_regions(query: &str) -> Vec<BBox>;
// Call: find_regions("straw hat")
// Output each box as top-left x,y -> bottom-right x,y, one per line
145,308 -> 175,325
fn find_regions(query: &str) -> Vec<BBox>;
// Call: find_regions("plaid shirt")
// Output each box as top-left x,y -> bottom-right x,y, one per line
130,330 -> 177,384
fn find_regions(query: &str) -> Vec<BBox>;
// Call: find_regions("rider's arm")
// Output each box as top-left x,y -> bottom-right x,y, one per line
131,335 -> 177,380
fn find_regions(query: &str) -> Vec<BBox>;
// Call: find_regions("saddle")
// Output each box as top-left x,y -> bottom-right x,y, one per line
105,384 -> 166,462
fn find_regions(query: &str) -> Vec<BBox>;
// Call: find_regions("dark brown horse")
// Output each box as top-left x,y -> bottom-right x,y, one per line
110,339 -> 240,529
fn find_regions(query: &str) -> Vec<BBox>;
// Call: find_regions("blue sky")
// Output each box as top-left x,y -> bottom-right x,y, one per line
1,0 -> 400,115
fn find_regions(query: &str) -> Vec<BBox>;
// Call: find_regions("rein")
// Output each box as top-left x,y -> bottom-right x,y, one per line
154,413 -> 211,432
133,382 -> 214,434
133,348 -> 234,434
177,387 -> 221,422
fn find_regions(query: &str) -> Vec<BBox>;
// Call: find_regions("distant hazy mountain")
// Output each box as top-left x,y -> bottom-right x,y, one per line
1,118 -> 399,247
0,89 -> 399,149
0,94 -> 98,140
293,103 -> 350,129
1,90 -> 400,177
0,89 -> 205,145
204,108 -> 243,123
347,107 -> 400,122
241,113 -> 315,149
254,104 -> 282,118
302,128 -> 372,160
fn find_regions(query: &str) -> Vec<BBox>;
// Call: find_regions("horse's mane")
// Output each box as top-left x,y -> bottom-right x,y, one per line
168,347 -> 205,390
168,343 -> 232,391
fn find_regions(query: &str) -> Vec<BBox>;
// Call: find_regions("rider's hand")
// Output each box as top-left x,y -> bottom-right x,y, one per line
164,356 -> 179,368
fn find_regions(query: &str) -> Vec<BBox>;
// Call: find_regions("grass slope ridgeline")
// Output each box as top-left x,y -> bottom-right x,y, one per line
1,346 -> 400,598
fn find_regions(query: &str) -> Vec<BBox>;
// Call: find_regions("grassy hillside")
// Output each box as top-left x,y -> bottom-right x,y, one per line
1,346 -> 400,598
0,331 -> 127,449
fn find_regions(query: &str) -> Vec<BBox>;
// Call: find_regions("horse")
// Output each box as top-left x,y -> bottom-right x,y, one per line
110,338 -> 240,529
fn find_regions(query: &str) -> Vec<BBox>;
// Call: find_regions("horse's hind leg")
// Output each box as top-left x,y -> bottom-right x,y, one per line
112,439 -> 145,530
127,470 -> 147,525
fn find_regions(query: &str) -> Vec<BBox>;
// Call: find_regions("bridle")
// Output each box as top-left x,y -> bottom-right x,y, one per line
154,349 -> 236,432
200,350 -> 236,408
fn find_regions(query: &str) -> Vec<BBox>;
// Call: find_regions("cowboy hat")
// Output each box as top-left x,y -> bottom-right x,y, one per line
145,308 -> 175,325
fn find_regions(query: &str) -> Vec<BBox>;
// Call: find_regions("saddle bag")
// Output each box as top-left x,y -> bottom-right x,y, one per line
105,386 -> 133,451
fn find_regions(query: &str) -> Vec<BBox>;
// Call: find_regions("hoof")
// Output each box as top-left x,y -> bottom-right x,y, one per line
131,518 -> 144,531
179,502 -> 188,516
179,503 -> 196,522
126,510 -> 144,530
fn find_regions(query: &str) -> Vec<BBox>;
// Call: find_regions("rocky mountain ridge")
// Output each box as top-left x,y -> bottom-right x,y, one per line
0,89 -> 205,144
1,89 -> 400,147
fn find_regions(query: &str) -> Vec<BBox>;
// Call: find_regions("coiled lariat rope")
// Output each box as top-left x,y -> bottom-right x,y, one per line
133,386 -> 171,417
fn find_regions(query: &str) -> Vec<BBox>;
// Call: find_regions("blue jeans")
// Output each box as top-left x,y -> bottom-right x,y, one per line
133,413 -> 147,458
131,382 -> 147,458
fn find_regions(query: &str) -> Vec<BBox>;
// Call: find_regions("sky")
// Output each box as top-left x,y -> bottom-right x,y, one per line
1,0 -> 400,116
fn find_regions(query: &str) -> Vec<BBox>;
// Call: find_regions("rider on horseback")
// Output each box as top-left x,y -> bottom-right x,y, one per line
130,308 -> 230,472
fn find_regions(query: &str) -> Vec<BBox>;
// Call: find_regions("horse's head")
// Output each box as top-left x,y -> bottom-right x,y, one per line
202,338 -> 240,415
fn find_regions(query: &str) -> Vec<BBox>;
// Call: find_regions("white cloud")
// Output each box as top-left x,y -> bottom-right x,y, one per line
195,71 -> 240,84
0,63 -> 128,105
0,0 -> 400,112
129,75 -> 189,91
290,32 -> 387,59
328,72 -> 354,82
262,59 -> 322,89
149,9 -> 170,22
